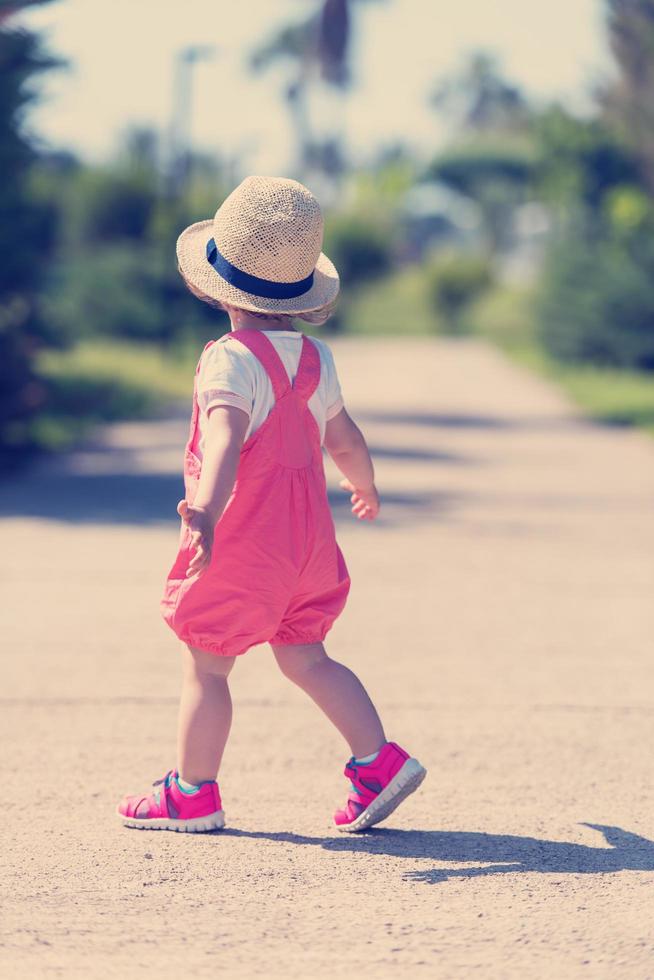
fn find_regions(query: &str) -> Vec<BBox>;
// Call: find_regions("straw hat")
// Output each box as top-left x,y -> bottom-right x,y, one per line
176,175 -> 340,315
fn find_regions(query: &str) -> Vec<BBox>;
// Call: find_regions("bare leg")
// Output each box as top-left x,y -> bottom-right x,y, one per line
176,645 -> 236,785
271,641 -> 386,758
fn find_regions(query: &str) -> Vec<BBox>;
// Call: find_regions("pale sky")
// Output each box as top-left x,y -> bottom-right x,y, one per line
17,0 -> 614,174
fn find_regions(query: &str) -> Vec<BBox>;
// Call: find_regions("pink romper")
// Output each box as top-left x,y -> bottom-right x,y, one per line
160,327 -> 351,657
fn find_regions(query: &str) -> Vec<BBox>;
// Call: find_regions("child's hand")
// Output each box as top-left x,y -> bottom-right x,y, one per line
177,499 -> 215,576
339,478 -> 380,520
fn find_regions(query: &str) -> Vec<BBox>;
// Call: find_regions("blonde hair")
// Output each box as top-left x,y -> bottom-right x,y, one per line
178,264 -> 336,327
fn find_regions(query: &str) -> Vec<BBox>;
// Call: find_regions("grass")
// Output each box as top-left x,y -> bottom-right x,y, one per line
344,268 -> 654,436
29,273 -> 439,456
553,366 -> 654,431
32,338 -> 199,452
471,284 -> 654,435
342,264 -> 440,335
29,279 -> 654,455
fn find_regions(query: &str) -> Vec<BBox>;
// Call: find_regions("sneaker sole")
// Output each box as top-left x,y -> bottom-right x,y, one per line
116,807 -> 225,832
336,758 -> 427,833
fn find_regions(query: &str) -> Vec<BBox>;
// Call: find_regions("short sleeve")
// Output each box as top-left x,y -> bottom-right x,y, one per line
196,340 -> 254,419
320,341 -> 345,420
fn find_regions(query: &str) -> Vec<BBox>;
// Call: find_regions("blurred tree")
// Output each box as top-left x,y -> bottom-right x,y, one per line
537,211 -> 654,369
250,0 -> 386,180
168,45 -> 217,199
120,125 -> 161,175
78,170 -> 158,242
250,9 -> 327,178
318,0 -> 350,85
426,139 -> 537,251
31,121 -> 230,352
46,245 -> 165,343
598,0 -> 654,195
531,96 -> 654,370
0,0 -> 62,465
429,142 -> 536,192
430,51 -> 531,135
323,210 -> 393,286
532,105 -> 640,212
354,146 -> 417,208
427,53 -> 536,251
425,249 -> 494,334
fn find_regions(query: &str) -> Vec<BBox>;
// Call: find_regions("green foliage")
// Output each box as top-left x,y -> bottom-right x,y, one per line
470,281 -> 539,352
473,282 -> 654,434
32,338 -> 198,452
601,0 -> 654,195
424,250 -> 494,334
351,157 -> 418,209
603,184 -> 652,233
42,238 -> 224,346
523,59 -> 654,377
322,211 -> 393,287
428,139 -> 537,194
0,2 -> 62,465
426,137 -> 537,249
556,363 -> 654,431
7,2 -> 654,462
531,106 -> 640,212
28,143 -> 229,352
536,212 -> 654,370
45,245 -> 165,343
343,263 -> 436,335
79,170 -> 158,242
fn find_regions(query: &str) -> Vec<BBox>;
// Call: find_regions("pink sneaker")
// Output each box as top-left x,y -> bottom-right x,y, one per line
116,770 -> 225,832
334,742 -> 426,832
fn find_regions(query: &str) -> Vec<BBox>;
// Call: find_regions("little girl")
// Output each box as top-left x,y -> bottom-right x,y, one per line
117,176 -> 426,833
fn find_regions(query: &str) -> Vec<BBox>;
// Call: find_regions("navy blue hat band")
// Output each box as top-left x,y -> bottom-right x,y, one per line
206,238 -> 314,299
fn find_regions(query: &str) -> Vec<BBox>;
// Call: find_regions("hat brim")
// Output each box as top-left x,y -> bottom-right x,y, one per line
176,219 -> 340,315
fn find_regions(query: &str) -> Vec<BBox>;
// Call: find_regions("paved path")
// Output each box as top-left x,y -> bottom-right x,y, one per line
2,338 -> 654,979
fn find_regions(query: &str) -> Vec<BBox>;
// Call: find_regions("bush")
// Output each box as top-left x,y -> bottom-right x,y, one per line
31,338 -> 199,453
322,211 -> 393,287
77,171 -> 158,242
341,264 -> 434,335
43,244 -> 164,343
425,250 -> 494,334
536,221 -> 654,370
427,139 -> 537,195
42,242 -> 222,346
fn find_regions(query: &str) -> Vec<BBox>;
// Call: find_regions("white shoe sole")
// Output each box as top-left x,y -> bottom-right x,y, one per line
116,807 -> 225,832
337,758 -> 427,833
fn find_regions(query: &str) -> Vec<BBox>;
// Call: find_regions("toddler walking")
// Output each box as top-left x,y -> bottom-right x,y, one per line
117,176 -> 426,833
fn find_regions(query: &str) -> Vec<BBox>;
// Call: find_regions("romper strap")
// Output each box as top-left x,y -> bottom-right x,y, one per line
187,339 -> 218,455
226,328 -> 291,401
292,335 -> 321,404
185,340 -> 217,469
193,338 -> 217,387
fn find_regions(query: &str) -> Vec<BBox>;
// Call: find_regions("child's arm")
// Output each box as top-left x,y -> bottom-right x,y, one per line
324,407 -> 380,520
178,405 -> 249,576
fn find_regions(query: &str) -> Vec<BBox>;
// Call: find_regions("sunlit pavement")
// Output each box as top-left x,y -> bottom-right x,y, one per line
2,336 -> 654,979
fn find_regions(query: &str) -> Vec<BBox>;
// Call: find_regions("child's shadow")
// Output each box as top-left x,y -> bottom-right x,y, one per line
222,824 -> 654,883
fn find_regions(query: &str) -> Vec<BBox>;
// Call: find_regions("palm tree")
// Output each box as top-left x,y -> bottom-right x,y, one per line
250,0 -> 385,180
430,51 -> 531,135
596,0 -> 654,195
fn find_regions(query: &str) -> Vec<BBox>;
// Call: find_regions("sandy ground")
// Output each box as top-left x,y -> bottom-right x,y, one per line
2,336 -> 654,979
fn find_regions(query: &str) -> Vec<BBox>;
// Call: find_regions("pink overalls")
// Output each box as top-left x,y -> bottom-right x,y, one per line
160,328 -> 351,657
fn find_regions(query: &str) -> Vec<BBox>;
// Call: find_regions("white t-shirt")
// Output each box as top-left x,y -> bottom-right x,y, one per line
195,329 -> 345,458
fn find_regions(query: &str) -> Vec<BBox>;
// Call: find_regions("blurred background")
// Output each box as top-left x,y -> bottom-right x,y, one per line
2,0 -> 654,471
